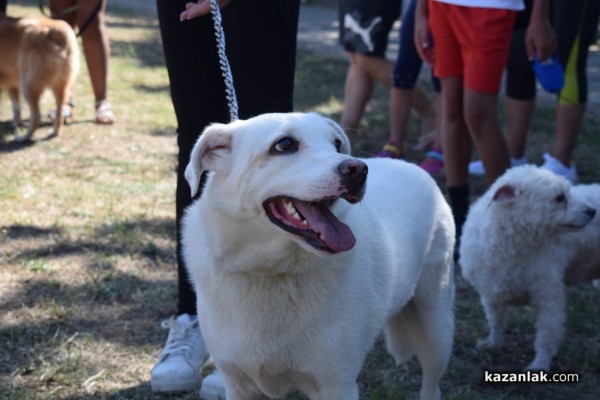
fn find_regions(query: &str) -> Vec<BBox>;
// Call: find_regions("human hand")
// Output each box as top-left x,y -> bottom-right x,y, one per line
414,0 -> 433,65
180,0 -> 230,21
525,19 -> 556,61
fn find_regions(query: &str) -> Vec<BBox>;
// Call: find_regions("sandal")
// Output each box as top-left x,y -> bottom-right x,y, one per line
375,142 -> 404,159
95,100 -> 115,125
48,101 -> 75,125
419,150 -> 444,175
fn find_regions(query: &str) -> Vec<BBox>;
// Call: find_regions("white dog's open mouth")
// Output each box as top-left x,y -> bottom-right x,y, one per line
263,196 -> 356,253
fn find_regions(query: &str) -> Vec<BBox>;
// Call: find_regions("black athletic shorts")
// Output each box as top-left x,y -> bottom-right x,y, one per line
339,0 -> 401,57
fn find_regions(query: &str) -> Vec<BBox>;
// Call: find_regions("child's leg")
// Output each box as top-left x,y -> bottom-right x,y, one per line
440,77 -> 471,247
551,0 -> 600,166
505,25 -> 537,160
459,7 -> 516,184
440,77 -> 470,187
464,89 -> 510,185
429,1 -> 471,245
340,54 -> 375,134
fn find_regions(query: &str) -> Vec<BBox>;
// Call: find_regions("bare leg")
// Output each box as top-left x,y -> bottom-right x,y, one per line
504,96 -> 534,159
341,52 -> 392,142
440,77 -> 470,186
550,103 -> 584,166
417,94 -> 443,174
50,0 -> 113,123
49,0 -> 77,105
388,87 -> 413,147
76,0 -> 110,104
463,88 -> 510,185
340,54 -> 373,141
412,84 -> 436,144
432,94 -> 442,149
354,53 -> 393,88
388,83 -> 436,154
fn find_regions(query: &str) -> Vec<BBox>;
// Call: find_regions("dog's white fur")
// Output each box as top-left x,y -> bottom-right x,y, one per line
182,113 -> 455,400
460,165 -> 599,371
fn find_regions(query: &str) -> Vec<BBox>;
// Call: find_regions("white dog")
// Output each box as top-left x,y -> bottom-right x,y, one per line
460,165 -> 599,371
182,112 -> 455,400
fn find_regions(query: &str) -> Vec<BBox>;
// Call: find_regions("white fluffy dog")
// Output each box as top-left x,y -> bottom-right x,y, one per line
460,165 -> 599,371
182,113 -> 455,400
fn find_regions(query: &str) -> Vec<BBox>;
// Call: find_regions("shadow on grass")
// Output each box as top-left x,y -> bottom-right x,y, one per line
0,304 -> 175,392
148,127 -> 177,137
0,215 -> 179,353
0,141 -> 35,154
133,83 -> 170,95
0,219 -> 181,382
2,217 -> 176,265
0,272 -> 173,344
60,384 -> 197,400
110,38 -> 166,69
2,224 -> 62,239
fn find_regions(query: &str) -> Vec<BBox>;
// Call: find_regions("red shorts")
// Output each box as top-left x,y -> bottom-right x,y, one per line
429,0 -> 517,93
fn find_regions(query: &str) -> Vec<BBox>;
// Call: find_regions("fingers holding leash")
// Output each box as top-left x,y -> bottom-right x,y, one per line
180,0 -> 231,21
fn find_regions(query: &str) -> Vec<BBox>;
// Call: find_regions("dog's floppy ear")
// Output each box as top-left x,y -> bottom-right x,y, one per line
184,123 -> 233,197
493,184 -> 517,202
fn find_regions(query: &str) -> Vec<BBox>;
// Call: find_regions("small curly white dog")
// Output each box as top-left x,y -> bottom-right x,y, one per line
459,165 -> 599,371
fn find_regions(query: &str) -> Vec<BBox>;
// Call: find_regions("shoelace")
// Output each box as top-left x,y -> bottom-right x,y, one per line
158,317 -> 199,361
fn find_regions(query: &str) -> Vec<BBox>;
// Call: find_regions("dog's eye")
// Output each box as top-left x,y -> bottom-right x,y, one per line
554,194 -> 567,203
334,139 -> 343,153
270,137 -> 298,154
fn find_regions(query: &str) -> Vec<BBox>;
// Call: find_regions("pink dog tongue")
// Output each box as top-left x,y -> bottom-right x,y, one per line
292,200 -> 356,252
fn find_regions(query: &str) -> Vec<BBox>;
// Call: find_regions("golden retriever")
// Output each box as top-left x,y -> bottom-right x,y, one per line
0,15 -> 79,142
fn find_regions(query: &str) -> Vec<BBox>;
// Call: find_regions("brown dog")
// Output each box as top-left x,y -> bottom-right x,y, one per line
0,15 -> 79,142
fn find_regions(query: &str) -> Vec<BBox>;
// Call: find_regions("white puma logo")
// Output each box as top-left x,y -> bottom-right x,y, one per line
343,13 -> 382,52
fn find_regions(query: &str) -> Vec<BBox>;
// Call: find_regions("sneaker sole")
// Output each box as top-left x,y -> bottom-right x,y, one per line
151,379 -> 199,393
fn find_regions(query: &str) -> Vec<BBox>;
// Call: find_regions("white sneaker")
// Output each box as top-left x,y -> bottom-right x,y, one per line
199,371 -> 227,400
468,155 -> 528,176
151,314 -> 210,393
541,152 -> 578,183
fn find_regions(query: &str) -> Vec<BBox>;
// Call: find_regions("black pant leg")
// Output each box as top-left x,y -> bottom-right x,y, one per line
156,0 -> 300,316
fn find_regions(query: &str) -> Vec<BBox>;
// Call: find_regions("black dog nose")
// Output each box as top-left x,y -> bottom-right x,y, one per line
338,159 -> 368,203
339,158 -> 368,181
586,208 -> 596,219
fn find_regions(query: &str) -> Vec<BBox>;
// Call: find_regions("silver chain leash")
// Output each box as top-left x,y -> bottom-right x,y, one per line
210,0 -> 239,121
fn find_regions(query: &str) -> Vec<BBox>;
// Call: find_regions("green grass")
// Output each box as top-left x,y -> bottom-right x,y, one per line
1,1 -> 599,399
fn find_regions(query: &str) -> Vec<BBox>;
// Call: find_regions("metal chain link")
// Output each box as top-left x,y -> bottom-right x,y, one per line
210,0 -> 239,121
